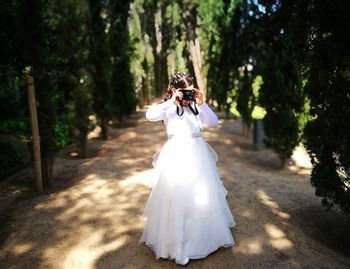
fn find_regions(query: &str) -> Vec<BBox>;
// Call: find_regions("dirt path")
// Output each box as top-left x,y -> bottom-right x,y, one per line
1,111 -> 350,269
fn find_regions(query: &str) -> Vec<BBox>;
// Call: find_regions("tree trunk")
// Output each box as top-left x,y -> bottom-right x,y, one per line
242,122 -> 251,138
142,73 -> 150,105
87,0 -> 111,141
189,36 -> 206,94
181,3 -> 207,98
26,75 -> 43,192
153,1 -> 169,96
168,51 -> 176,78
36,77 -> 55,188
79,129 -> 88,158
225,105 -> 231,119
140,1 -> 165,97
154,55 -> 162,96
101,118 -> 108,140
280,157 -> 288,170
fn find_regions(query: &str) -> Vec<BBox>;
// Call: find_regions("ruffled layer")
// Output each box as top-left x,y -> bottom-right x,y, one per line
140,136 -> 235,264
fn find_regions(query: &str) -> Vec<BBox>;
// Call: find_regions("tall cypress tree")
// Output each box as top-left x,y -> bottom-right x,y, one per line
250,0 -> 307,167
17,0 -> 57,186
88,0 -> 111,139
207,0 -> 240,112
109,0 -> 137,120
259,42 -> 305,167
52,0 -> 93,158
291,0 -> 350,213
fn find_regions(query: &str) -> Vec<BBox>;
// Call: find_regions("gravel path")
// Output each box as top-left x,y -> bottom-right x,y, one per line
0,111 -> 350,269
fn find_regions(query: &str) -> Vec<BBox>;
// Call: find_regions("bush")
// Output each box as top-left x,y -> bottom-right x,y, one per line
0,140 -> 30,180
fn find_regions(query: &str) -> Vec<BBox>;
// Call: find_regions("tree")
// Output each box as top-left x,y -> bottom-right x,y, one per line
236,66 -> 255,137
205,0 -> 234,112
178,0 -> 206,94
0,1 -> 30,180
290,0 -> 350,213
129,0 -> 150,107
109,0 -> 137,119
52,0 -> 94,158
17,0 -> 58,186
259,43 -> 306,168
88,0 -> 111,139
241,0 -> 307,167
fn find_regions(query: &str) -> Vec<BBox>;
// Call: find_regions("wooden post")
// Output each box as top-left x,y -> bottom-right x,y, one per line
26,75 -> 43,192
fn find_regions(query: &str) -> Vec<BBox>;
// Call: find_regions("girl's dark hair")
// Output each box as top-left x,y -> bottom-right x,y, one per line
163,72 -> 194,102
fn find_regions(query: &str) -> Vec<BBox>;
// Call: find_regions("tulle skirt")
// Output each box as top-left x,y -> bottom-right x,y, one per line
139,135 -> 236,265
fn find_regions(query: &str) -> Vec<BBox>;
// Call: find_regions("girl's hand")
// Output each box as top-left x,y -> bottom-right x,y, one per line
195,88 -> 204,106
170,88 -> 183,105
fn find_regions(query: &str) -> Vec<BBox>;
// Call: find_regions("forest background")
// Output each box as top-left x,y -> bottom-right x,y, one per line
0,0 -> 349,215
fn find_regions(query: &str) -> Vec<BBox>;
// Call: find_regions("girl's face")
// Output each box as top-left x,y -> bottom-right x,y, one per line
182,99 -> 190,106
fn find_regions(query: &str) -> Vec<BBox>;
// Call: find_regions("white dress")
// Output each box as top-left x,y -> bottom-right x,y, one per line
139,100 -> 236,265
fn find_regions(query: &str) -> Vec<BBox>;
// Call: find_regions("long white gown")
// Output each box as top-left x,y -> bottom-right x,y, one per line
139,99 -> 236,265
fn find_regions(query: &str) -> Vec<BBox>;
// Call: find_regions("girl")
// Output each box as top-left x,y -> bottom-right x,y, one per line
139,72 -> 236,265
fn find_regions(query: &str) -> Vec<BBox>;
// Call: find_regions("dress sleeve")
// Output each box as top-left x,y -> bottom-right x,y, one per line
145,99 -> 174,122
198,101 -> 218,126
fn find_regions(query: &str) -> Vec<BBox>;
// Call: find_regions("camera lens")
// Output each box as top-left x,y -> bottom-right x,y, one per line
180,89 -> 195,101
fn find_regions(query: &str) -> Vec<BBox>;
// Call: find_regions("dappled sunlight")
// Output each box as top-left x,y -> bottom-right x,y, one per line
69,151 -> 79,157
236,239 -> 263,255
118,157 -> 149,165
60,232 -> 128,269
0,155 -> 151,268
202,128 -> 220,140
11,243 -> 33,255
118,131 -> 138,140
288,144 -> 312,175
87,126 -> 102,139
264,223 -> 293,250
291,144 -> 312,169
240,209 -> 254,219
256,189 -> 290,220
120,169 -> 155,187
222,138 -> 233,145
288,165 -> 311,175
233,146 -> 242,154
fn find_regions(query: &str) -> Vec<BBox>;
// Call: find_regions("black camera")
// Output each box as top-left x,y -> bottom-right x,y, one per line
176,89 -> 199,116
179,89 -> 196,101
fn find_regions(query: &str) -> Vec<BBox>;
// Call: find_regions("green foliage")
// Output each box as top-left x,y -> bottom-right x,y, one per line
0,1 -> 31,145
109,0 -> 137,119
17,0 -> 58,186
198,0 -> 225,71
206,0 -> 240,112
129,1 -> 146,105
88,0 -> 112,139
70,71 -> 94,157
236,67 -> 255,126
228,0 -> 308,166
54,116 -> 73,148
0,0 -> 137,186
0,140 -> 29,180
259,44 -> 306,166
50,1 -> 94,158
290,0 -> 350,213
0,66 -> 29,137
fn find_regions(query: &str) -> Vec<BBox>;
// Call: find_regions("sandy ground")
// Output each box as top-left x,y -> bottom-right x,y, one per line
0,110 -> 350,269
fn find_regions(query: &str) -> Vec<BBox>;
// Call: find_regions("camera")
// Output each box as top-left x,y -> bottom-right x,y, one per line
179,89 -> 196,101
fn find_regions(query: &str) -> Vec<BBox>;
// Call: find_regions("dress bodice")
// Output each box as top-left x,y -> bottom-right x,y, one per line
145,100 -> 218,138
